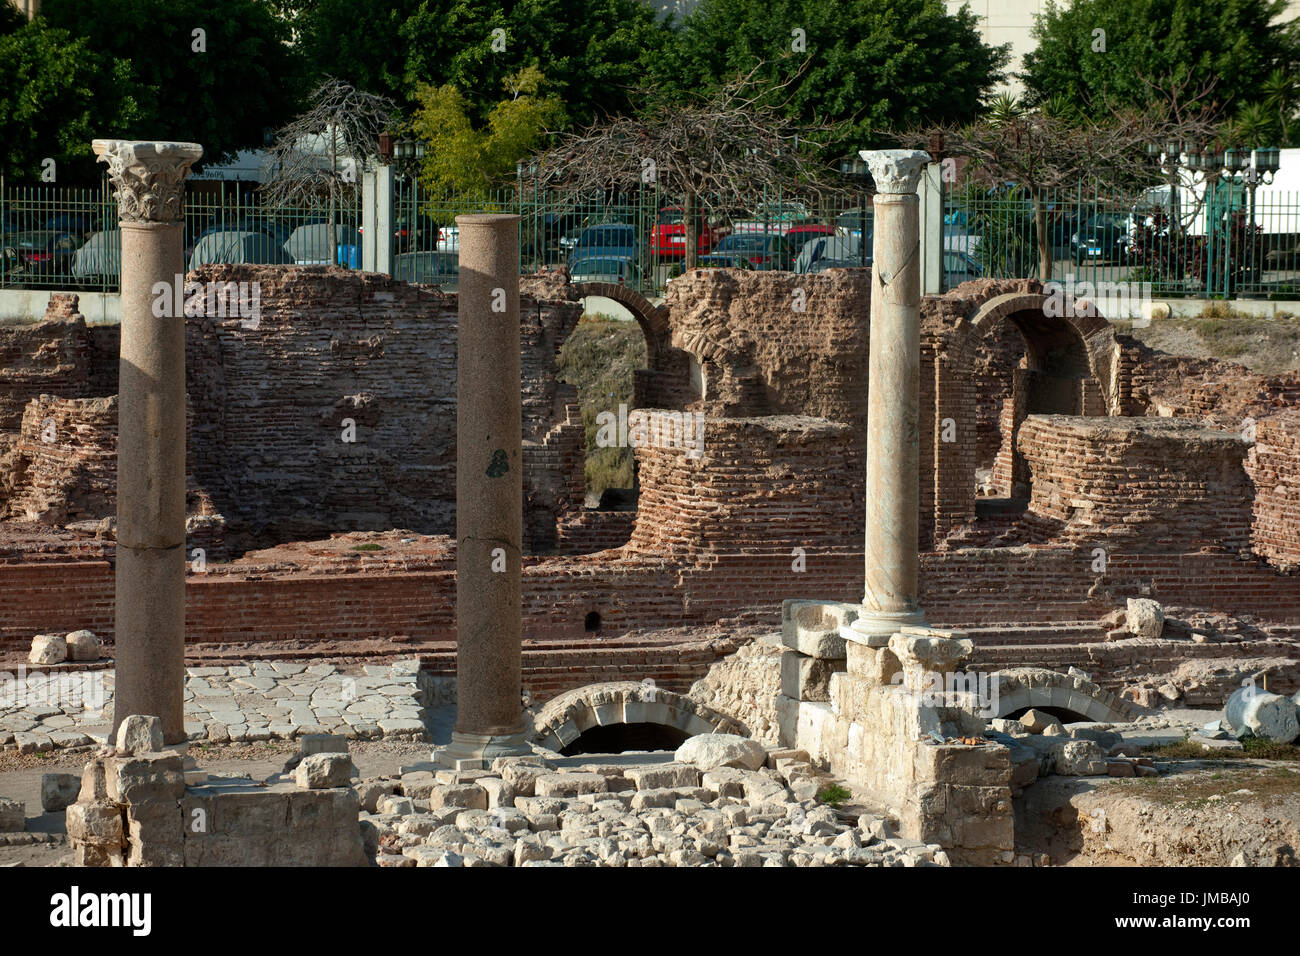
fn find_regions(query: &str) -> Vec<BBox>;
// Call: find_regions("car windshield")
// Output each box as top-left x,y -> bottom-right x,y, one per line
572,258 -> 626,275
580,226 -> 635,246
656,209 -> 684,225
716,235 -> 772,252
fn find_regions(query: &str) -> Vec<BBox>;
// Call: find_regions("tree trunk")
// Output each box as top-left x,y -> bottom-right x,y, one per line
1032,190 -> 1052,281
684,188 -> 699,270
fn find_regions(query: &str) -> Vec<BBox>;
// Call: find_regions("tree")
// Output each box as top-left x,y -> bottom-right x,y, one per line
412,67 -> 564,195
262,79 -> 396,227
535,69 -> 840,269
0,20 -> 143,181
1022,0 -> 1294,135
651,0 -> 1009,155
918,81 -> 1221,280
41,0 -> 300,169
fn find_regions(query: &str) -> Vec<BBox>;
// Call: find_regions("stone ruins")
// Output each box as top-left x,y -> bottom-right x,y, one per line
1,141 -> 1298,867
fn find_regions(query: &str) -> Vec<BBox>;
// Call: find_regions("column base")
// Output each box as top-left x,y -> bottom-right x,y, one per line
840,608 -> 928,647
434,730 -> 530,770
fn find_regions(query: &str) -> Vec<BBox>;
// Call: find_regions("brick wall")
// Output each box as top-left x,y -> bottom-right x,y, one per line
1252,410 -> 1300,568
3,396 -> 117,524
1018,415 -> 1254,552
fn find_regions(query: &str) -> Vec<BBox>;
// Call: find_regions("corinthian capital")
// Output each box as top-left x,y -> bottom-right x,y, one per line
859,149 -> 931,195
92,140 -> 203,223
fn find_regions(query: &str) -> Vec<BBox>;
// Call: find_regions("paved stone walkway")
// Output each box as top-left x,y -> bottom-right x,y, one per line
0,660 -> 437,753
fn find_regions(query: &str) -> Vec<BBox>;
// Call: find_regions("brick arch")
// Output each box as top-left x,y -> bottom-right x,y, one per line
529,681 -> 746,752
960,292 -> 1119,412
571,282 -> 671,365
993,667 -> 1141,722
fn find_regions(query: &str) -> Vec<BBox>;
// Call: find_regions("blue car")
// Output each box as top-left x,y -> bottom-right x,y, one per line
569,224 -> 639,265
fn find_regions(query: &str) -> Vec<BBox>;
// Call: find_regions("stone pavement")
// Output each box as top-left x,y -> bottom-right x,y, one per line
0,660 -> 440,754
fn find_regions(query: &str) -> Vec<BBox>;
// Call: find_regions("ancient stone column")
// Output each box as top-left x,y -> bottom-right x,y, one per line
846,149 -> 932,646
441,213 -> 529,768
93,140 -> 202,745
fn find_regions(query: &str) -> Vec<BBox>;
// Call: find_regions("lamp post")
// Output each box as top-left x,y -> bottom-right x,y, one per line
517,160 -> 539,270
1217,146 -> 1279,295
389,137 -> 425,254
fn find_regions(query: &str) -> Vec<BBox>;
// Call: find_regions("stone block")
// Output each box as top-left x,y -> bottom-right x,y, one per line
674,733 -> 767,771
846,642 -> 902,687
913,742 -> 1012,787
377,794 -> 415,815
201,790 -> 291,832
115,715 -> 164,755
701,767 -> 747,798
66,802 -> 124,845
75,843 -> 125,867
288,787 -> 361,829
479,776 -> 516,809
29,634 -> 67,665
501,762 -> 549,797
41,772 -> 81,812
295,753 -> 355,789
534,773 -> 607,798
107,752 -> 185,804
398,770 -> 437,799
1019,709 -> 1063,734
300,733 -> 349,756
780,650 -> 843,703
125,801 -> 185,866
65,629 -> 101,662
427,784 -> 488,810
1127,598 -> 1165,638
78,759 -> 110,803
356,779 -> 399,812
780,600 -> 858,658
626,764 -> 699,791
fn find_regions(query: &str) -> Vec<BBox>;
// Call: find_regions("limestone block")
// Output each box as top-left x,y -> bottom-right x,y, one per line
1224,687 -> 1300,743
500,761 -> 550,797
913,742 -> 1012,787
398,771 -> 436,799
1054,740 -> 1108,776
1019,709 -> 1063,735
427,783 -> 489,810
29,634 -> 67,665
288,788 -> 361,830
846,642 -> 902,687
1126,598 -> 1165,638
125,800 -> 185,866
66,802 -> 124,845
891,627 -> 974,675
674,733 -> 767,771
534,773 -> 607,798
107,752 -> 185,804
625,764 -> 698,791
115,714 -> 164,755
781,600 -> 858,659
479,776 -> 516,809
78,758 -> 110,803
75,843 -> 125,867
65,629 -> 101,662
780,650 -> 843,703
356,779 -> 399,812
300,733 -> 349,756
41,772 -> 81,812
701,767 -> 748,798
295,753 -> 355,789
377,795 -> 415,815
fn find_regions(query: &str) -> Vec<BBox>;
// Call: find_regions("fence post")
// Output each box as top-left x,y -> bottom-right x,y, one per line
362,161 -> 394,275
918,160 -> 943,295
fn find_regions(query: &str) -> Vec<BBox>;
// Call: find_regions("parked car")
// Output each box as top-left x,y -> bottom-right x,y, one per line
1070,214 -> 1131,263
569,255 -> 642,286
783,223 -> 838,251
570,224 -> 639,263
436,224 -> 459,252
732,202 -> 815,236
648,205 -> 730,258
836,208 -> 874,240
943,249 -> 983,287
695,232 -> 794,270
189,229 -> 295,270
0,230 -> 79,280
393,250 -> 459,289
71,230 -> 122,282
391,212 -> 441,254
794,234 -> 866,274
284,223 -> 360,265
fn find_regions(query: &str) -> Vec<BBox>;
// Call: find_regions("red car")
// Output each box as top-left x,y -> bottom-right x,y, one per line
782,223 -> 838,252
649,206 -> 730,259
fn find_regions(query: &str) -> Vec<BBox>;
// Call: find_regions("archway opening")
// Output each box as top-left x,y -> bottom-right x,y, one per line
1004,705 -> 1092,724
584,610 -> 602,633
560,722 -> 692,755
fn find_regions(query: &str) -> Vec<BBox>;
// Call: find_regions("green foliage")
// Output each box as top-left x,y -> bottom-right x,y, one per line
653,0 -> 1009,153
0,20 -> 143,180
1023,0 -> 1295,137
412,67 -> 564,195
351,543 -> 384,551
955,183 -> 1036,277
40,0 -> 299,171
817,783 -> 852,806
556,315 -> 647,499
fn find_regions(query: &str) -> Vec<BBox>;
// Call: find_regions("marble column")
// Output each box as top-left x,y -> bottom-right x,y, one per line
846,149 -> 932,647
93,140 -> 202,744
440,213 -> 530,768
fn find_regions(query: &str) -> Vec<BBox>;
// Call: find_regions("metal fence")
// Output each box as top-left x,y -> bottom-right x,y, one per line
943,180 -> 1300,299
